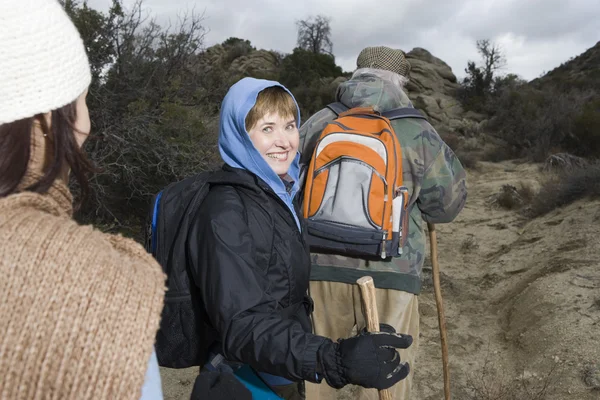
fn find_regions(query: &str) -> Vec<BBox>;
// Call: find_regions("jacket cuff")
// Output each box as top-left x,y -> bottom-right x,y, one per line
316,340 -> 346,389
302,336 -> 328,383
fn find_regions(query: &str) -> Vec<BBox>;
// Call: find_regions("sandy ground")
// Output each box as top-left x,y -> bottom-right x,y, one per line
414,160 -> 600,400
160,160 -> 600,399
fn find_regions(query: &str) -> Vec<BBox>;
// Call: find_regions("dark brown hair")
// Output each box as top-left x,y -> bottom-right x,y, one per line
0,101 -> 95,208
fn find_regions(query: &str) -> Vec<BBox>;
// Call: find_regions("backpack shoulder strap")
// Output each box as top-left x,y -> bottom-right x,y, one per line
328,103 -> 427,121
382,107 -> 427,121
326,102 -> 349,116
148,191 -> 163,255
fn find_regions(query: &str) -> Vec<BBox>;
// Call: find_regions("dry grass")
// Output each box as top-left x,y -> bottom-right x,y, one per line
461,234 -> 480,252
462,353 -> 559,400
543,153 -> 588,173
527,163 -> 600,218
490,182 -> 536,210
583,363 -> 600,391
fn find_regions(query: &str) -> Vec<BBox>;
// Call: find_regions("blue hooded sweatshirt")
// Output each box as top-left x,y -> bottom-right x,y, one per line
218,77 -> 302,231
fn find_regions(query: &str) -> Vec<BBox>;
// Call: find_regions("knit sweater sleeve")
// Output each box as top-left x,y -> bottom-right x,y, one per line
0,193 -> 166,400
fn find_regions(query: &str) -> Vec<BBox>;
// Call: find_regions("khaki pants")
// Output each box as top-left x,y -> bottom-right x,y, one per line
306,281 -> 419,400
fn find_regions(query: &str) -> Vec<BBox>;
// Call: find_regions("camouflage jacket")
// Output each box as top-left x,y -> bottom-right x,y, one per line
299,69 -> 467,294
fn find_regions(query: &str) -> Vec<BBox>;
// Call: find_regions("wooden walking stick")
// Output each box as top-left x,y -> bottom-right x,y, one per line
357,276 -> 393,400
428,222 -> 451,400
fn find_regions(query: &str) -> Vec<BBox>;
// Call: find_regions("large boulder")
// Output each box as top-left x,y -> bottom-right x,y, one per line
199,44 -> 228,69
405,48 -> 466,131
229,50 -> 281,79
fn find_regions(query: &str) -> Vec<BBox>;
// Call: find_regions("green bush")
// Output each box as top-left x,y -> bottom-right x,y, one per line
569,99 -> 600,157
487,86 -> 596,161
279,48 -> 343,89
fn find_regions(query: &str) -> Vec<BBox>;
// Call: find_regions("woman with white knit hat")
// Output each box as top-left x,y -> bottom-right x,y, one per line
0,1 -> 169,399
0,1 -> 260,398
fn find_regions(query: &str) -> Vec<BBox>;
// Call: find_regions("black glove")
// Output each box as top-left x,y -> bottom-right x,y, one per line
316,325 -> 412,390
190,370 -> 252,400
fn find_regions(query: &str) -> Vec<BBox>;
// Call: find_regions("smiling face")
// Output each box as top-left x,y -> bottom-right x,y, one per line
247,112 -> 299,177
245,86 -> 299,177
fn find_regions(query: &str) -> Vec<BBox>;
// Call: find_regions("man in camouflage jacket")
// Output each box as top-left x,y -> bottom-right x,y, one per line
300,46 -> 467,400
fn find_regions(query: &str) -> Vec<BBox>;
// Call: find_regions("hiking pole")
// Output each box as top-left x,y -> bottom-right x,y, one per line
427,222 -> 451,400
357,276 -> 393,400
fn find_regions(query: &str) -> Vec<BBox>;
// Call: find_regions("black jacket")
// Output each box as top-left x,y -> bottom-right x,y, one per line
187,165 -> 326,381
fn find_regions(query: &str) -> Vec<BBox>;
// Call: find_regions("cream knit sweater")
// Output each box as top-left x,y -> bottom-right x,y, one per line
0,179 -> 166,399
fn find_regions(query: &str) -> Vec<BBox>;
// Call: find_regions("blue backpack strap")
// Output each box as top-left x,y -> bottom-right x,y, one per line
326,102 -> 349,116
382,107 -> 427,121
150,191 -> 163,255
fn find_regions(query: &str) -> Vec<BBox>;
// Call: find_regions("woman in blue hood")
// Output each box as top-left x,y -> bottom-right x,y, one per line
188,77 -> 412,399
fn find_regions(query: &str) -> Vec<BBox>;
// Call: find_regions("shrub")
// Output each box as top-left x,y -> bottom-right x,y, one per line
583,362 -> 600,391
490,182 -> 535,210
489,87 -> 593,161
481,145 -> 516,162
542,153 -> 588,173
461,352 -> 559,400
569,99 -> 600,157
456,150 -> 481,170
527,163 -> 600,218
485,83 -> 599,161
278,48 -> 343,89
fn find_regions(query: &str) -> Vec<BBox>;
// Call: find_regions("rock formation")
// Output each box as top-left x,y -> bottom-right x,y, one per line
405,48 -> 477,131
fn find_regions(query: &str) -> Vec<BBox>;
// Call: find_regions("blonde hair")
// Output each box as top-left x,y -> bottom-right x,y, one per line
245,86 -> 297,131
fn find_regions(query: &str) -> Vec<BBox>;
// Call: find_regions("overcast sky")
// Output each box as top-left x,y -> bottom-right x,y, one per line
87,0 -> 599,81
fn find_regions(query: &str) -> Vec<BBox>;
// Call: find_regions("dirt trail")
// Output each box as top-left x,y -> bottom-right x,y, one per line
414,160 -> 600,400
160,160 -> 600,399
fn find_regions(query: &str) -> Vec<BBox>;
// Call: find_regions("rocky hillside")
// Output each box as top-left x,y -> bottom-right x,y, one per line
202,42 -> 477,132
199,44 -> 281,79
531,40 -> 600,91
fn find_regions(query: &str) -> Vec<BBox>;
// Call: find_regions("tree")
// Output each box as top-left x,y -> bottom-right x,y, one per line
62,0 -> 219,237
279,48 -> 342,87
221,37 -> 255,64
477,39 -> 506,80
461,39 -> 507,110
58,0 -> 347,239
60,0 -> 114,82
279,48 -> 344,119
296,15 -> 333,55
464,39 -> 506,94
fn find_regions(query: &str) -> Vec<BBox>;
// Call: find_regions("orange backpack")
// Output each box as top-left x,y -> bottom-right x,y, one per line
302,102 -> 426,259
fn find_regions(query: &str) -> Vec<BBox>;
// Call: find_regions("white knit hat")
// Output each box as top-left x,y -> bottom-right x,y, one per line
0,0 -> 92,125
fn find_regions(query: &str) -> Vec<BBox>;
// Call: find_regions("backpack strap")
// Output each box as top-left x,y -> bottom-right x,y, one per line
382,107 -> 427,121
328,102 -> 427,121
149,191 -> 163,255
326,102 -> 349,116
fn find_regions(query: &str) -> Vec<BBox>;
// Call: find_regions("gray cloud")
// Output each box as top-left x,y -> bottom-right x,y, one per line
87,0 -> 600,81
